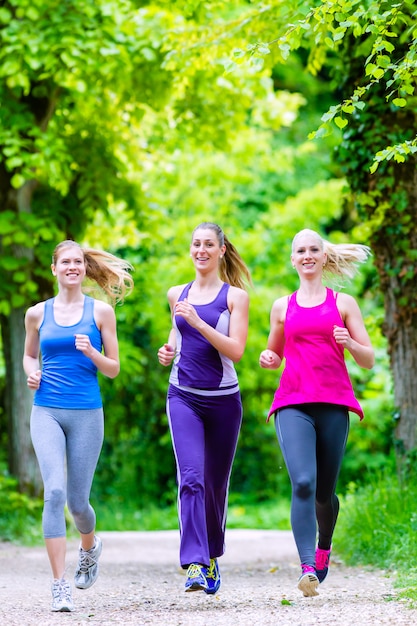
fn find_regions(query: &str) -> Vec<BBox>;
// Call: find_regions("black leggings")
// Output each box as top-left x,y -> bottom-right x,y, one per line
275,404 -> 349,567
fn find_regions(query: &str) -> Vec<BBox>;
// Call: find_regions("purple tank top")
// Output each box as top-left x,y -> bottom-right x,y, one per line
268,287 -> 363,420
169,282 -> 239,395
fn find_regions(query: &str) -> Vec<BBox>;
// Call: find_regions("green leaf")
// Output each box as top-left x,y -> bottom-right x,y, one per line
0,7 -> 12,23
233,48 -> 246,59
10,174 -> 26,188
334,116 -> 348,129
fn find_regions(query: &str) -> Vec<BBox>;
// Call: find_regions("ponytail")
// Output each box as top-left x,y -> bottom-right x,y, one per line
192,223 -> 252,290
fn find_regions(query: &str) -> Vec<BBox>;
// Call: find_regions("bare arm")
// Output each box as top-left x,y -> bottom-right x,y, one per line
335,293 -> 375,369
23,303 -> 43,389
157,285 -> 183,367
259,296 -> 287,370
75,300 -> 120,378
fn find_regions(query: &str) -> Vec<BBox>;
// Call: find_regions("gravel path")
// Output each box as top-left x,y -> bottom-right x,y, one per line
0,529 -> 414,625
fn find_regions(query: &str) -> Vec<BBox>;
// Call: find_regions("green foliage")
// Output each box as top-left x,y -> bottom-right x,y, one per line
0,471 -> 43,544
0,0 -> 399,521
94,498 -> 291,532
335,462 -> 417,583
227,0 -> 417,167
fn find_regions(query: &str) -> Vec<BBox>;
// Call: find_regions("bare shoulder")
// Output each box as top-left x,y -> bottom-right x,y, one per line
271,295 -> 289,320
228,285 -> 249,306
93,298 -> 114,312
167,284 -> 186,306
93,299 -> 116,323
25,301 -> 45,325
336,291 -> 360,316
336,292 -> 357,305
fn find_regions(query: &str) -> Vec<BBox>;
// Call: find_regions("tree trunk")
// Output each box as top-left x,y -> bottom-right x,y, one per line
382,276 -> 417,451
334,40 -> 417,459
370,159 -> 417,454
0,179 -> 43,495
1,309 -> 42,495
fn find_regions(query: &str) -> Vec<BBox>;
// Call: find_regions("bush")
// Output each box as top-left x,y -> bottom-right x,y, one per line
0,472 -> 43,544
335,463 -> 417,573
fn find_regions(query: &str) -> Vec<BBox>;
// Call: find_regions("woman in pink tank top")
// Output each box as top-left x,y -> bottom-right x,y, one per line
259,229 -> 374,598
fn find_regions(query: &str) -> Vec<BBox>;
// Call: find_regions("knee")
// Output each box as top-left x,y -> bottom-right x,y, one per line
293,476 -> 315,500
180,466 -> 204,494
67,497 -> 89,519
316,493 -> 338,509
45,488 -> 66,511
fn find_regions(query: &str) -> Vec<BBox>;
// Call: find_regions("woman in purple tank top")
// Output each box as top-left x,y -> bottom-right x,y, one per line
259,229 -> 374,598
23,240 -> 133,612
158,222 -> 251,595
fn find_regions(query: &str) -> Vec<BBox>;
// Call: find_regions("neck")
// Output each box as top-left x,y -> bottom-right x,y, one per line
298,275 -> 325,291
55,289 -> 85,305
193,272 -> 223,290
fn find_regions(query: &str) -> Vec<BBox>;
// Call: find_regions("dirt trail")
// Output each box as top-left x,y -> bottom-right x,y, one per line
0,529 -> 414,625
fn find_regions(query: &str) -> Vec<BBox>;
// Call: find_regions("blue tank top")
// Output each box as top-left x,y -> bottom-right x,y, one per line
34,296 -> 103,409
169,282 -> 239,396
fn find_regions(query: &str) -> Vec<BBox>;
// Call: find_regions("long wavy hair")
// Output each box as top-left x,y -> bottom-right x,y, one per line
52,240 -> 134,305
291,229 -> 371,281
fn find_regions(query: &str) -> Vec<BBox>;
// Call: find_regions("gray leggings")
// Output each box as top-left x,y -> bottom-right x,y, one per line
30,405 -> 104,539
275,404 -> 349,567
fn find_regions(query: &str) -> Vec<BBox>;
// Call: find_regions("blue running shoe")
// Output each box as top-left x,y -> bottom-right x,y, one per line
185,563 -> 208,592
315,547 -> 331,583
203,559 -> 221,595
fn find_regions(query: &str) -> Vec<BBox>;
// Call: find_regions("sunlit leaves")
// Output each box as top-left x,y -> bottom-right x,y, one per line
370,141 -> 417,173
228,0 -> 417,165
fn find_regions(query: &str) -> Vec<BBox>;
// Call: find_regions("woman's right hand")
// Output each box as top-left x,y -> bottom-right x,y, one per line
158,344 -> 176,366
259,349 -> 281,370
27,369 -> 42,390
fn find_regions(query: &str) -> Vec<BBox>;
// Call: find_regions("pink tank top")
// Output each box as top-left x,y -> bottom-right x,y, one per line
267,287 -> 364,420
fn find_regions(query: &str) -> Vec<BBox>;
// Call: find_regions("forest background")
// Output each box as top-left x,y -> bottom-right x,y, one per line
1,0 -> 417,594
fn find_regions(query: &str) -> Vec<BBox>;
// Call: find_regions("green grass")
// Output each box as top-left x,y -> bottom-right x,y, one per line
334,468 -> 417,604
94,497 -> 291,532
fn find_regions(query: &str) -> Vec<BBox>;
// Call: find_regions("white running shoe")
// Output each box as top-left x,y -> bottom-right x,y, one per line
51,578 -> 74,612
74,535 -> 102,589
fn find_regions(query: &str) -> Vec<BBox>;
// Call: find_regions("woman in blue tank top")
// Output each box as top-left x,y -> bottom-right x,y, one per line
158,222 -> 251,595
23,240 -> 133,612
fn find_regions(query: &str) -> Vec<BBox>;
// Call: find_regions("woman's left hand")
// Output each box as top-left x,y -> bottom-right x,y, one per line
74,333 -> 94,356
333,325 -> 351,347
174,298 -> 201,328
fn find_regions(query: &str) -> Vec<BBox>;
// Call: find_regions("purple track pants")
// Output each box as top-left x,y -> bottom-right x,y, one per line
167,384 -> 242,568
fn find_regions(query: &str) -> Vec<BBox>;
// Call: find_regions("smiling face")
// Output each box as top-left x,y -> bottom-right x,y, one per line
51,244 -> 86,288
190,227 -> 226,273
291,230 -> 327,277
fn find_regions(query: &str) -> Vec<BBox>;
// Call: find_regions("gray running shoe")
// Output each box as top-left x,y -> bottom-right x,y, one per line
74,535 -> 102,589
51,578 -> 74,612
298,564 -> 319,597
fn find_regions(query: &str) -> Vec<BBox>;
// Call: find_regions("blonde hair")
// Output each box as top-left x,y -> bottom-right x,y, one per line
292,229 -> 371,280
192,222 -> 252,290
53,240 -> 134,304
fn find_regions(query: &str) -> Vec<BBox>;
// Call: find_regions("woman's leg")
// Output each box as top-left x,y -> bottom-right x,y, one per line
314,405 -> 349,550
30,406 -> 68,579
203,392 -> 242,558
65,408 -> 104,538
275,407 -> 318,567
167,387 -> 209,568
